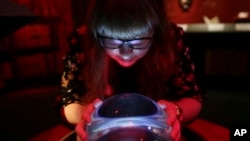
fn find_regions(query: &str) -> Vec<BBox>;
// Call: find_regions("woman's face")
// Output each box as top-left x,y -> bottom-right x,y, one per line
100,33 -> 154,67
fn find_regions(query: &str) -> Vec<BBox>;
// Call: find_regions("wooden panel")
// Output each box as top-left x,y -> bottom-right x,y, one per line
43,52 -> 57,75
12,24 -> 51,48
15,54 -> 48,78
0,62 -> 13,80
0,36 -> 10,49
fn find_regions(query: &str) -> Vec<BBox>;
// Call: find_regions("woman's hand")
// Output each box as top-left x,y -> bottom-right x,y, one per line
158,100 -> 181,141
75,98 -> 102,141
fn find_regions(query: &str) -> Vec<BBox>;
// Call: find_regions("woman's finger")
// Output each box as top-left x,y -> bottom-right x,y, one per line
75,118 -> 87,141
76,98 -> 102,141
175,129 -> 181,141
82,98 -> 102,123
158,100 -> 177,125
82,103 -> 94,123
170,120 -> 181,141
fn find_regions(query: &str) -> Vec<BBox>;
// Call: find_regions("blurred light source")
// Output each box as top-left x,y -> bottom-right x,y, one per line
179,0 -> 193,11
238,11 -> 249,19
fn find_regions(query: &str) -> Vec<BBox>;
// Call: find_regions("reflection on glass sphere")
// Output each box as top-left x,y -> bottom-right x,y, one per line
99,127 -> 165,141
98,93 -> 158,117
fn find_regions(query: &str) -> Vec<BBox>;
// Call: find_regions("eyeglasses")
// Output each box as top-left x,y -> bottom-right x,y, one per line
98,35 -> 153,49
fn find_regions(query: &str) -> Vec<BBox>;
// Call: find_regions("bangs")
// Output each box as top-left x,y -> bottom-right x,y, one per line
91,0 -> 159,39
96,21 -> 154,39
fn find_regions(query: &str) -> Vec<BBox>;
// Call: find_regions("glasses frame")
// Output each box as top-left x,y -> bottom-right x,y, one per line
98,35 -> 154,49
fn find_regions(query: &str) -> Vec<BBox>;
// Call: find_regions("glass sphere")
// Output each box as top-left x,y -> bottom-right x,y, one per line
86,93 -> 172,141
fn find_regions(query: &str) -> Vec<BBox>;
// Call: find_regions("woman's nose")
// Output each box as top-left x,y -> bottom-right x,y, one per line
119,45 -> 133,56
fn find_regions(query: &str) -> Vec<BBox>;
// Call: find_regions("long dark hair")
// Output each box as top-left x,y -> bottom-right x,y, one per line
81,0 -> 177,104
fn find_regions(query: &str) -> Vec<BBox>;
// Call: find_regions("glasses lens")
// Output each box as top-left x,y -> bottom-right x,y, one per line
100,38 -> 123,49
129,39 -> 152,49
99,37 -> 152,49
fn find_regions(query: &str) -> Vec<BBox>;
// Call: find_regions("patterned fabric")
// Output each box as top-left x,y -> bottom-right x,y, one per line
55,26 -> 86,108
59,51 -> 85,106
168,23 -> 205,102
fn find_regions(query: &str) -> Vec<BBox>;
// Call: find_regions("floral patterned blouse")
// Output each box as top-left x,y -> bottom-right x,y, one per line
168,23 -> 205,102
55,24 -> 205,108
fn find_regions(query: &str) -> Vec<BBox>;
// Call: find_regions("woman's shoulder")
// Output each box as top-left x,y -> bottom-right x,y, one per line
170,22 -> 183,30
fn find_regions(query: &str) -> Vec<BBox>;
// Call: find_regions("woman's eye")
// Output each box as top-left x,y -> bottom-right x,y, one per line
106,39 -> 122,45
130,39 -> 143,44
130,40 -> 149,46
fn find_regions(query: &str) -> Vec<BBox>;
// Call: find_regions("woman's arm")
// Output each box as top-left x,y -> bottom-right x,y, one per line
56,27 -> 87,125
170,23 -> 205,123
175,97 -> 202,123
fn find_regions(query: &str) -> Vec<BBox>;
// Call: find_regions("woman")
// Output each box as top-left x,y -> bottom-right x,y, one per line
58,0 -> 205,140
